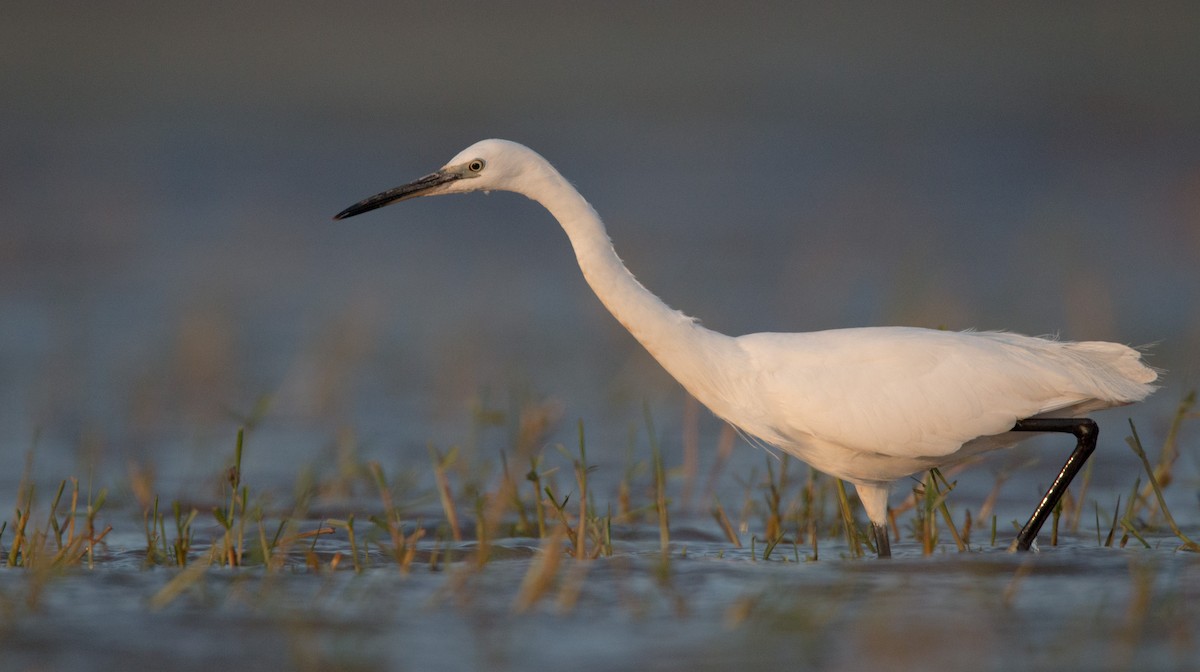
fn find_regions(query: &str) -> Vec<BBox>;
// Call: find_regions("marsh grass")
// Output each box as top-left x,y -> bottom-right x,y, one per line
367,461 -> 426,573
212,428 -> 249,567
1125,418 -> 1199,552
3,470 -> 110,574
2,388 -> 1197,622
910,468 -> 968,554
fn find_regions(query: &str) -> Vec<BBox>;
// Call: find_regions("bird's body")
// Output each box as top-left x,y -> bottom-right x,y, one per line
336,139 -> 1157,554
728,327 -> 1154,522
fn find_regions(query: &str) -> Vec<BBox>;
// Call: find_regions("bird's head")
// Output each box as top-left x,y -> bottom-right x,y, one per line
334,139 -> 544,220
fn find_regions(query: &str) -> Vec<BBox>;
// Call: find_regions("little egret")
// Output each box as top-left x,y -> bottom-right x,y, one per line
335,139 -> 1157,557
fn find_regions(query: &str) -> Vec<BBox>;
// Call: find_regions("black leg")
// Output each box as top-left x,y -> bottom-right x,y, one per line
1009,417 -> 1099,551
873,522 -> 892,559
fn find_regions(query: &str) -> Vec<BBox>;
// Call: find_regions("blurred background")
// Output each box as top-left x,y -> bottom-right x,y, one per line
1,2 -> 1197,497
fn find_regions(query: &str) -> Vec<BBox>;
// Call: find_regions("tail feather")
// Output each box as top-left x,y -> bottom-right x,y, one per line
1065,341 -> 1159,396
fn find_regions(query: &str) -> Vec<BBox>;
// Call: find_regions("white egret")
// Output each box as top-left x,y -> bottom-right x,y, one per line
335,139 -> 1157,557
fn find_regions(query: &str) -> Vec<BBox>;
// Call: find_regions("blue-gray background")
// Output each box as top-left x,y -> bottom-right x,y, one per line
2,2 -> 1197,496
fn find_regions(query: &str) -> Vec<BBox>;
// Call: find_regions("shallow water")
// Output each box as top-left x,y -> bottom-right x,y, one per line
3,523 -> 1199,672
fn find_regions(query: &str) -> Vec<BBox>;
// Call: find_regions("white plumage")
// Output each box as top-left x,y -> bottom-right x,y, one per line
335,139 -> 1157,555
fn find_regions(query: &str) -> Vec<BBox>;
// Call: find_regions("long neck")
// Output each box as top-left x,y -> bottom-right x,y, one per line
519,167 -> 744,410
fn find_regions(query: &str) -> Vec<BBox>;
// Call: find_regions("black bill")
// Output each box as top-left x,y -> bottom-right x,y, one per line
333,170 -> 460,220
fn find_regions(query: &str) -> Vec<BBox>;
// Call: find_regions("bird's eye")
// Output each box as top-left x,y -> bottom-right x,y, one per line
467,159 -> 485,173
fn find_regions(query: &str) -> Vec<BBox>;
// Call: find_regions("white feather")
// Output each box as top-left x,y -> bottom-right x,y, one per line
336,139 -> 1159,534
